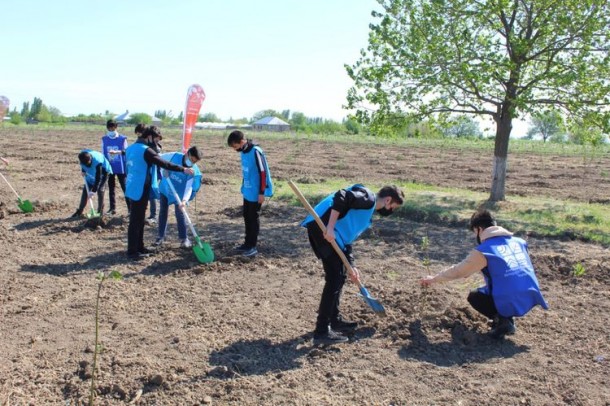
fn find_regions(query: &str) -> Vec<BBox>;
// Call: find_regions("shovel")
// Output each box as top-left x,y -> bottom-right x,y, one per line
83,181 -> 101,219
288,180 -> 386,315
0,170 -> 34,213
166,177 -> 214,264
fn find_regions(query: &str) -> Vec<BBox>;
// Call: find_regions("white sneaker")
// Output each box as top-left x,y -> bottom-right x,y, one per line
180,239 -> 192,248
146,217 -> 157,225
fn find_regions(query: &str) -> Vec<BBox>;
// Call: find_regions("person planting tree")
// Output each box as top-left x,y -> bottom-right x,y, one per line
420,209 -> 549,339
302,184 -> 404,345
72,150 -> 112,219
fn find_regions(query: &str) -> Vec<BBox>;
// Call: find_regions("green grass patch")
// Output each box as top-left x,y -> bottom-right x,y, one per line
276,179 -> 610,246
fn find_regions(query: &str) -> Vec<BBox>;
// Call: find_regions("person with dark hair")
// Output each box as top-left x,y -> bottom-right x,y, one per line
71,150 -> 113,218
420,209 -> 549,339
125,126 -> 194,260
155,146 -> 203,248
145,128 -> 163,225
227,130 -> 273,257
134,123 -> 147,136
302,184 -> 404,345
102,119 -> 130,215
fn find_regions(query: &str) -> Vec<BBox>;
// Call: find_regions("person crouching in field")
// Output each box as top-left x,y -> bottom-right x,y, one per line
125,126 -> 194,261
420,209 -> 549,339
72,150 -> 112,218
101,119 -> 130,215
302,184 -> 404,346
227,130 -> 274,258
154,146 -> 202,248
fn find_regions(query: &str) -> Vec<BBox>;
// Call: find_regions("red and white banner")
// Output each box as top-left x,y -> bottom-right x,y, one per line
0,96 -> 9,120
182,85 -> 206,153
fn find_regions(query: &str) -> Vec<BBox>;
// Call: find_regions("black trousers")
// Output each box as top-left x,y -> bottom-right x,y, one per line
107,173 -> 130,211
243,199 -> 262,248
127,185 -> 150,255
78,181 -> 106,214
467,290 -> 498,319
307,223 -> 347,333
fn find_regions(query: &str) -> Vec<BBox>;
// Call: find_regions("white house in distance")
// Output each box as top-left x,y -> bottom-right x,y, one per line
252,116 -> 290,132
114,110 -> 162,126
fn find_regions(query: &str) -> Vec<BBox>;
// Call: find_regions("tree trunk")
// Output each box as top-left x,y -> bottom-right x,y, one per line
490,113 -> 513,201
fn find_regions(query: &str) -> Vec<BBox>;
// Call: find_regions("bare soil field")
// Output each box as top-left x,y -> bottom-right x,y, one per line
0,127 -> 608,405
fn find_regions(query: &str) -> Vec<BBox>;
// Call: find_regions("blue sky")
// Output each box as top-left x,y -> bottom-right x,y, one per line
1,0 -> 380,122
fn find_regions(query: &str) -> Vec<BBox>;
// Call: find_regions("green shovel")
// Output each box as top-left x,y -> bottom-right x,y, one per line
84,181 -> 100,219
0,171 -> 34,213
166,176 -> 214,264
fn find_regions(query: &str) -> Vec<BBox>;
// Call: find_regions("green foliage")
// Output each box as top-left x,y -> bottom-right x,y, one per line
347,0 -> 610,200
344,117 -> 361,135
441,115 -> 483,139
527,110 -> 566,143
572,263 -> 586,277
199,112 -> 221,122
127,112 -> 152,125
251,109 -> 282,122
10,111 -> 22,124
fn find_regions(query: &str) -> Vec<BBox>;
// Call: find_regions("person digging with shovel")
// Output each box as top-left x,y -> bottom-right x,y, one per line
125,126 -> 194,261
155,146 -> 202,249
302,184 -> 404,346
420,209 -> 549,339
72,150 -> 112,219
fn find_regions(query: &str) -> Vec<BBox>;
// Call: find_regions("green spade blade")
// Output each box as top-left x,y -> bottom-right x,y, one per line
17,198 -> 33,213
193,236 -> 214,264
86,207 -> 100,219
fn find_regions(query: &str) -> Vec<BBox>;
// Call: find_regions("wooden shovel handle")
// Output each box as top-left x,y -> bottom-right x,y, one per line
288,180 -> 361,285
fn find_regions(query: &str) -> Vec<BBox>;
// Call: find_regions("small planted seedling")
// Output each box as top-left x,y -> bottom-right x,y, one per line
89,270 -> 122,406
572,263 -> 586,278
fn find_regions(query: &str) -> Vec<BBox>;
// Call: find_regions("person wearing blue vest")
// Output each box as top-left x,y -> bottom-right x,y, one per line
125,126 -> 194,260
71,150 -> 113,218
302,184 -> 404,346
154,146 -> 202,248
101,119 -> 130,215
420,209 -> 549,339
227,130 -> 273,258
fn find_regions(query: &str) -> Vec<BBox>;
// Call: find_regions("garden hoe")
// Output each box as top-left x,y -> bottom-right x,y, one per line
0,170 -> 34,213
288,180 -> 386,315
166,177 -> 214,264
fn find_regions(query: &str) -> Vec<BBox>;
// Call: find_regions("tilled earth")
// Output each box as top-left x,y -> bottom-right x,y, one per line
0,127 -> 608,405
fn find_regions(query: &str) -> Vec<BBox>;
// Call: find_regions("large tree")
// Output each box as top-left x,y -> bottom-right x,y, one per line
346,0 -> 610,201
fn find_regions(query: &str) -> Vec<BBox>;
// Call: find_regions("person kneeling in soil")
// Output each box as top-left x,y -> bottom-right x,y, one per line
420,209 -> 549,339
125,126 -> 194,261
302,184 -> 404,346
72,149 -> 113,218
155,146 -> 202,248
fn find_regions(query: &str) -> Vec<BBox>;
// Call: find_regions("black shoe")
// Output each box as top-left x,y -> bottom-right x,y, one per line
234,244 -> 249,252
139,247 -> 156,255
313,328 -> 349,346
330,317 -> 358,333
127,253 -> 148,261
106,209 -> 116,215
489,317 -> 516,339
71,210 -> 83,218
242,247 -> 258,257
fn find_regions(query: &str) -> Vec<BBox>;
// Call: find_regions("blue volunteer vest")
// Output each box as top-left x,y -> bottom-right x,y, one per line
476,236 -> 549,317
159,152 -> 202,205
241,145 -> 273,202
125,143 -> 158,201
102,134 -> 127,174
80,149 -> 113,185
301,184 -> 376,250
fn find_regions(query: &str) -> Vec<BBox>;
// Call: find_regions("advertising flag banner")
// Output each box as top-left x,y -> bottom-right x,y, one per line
182,85 -> 206,153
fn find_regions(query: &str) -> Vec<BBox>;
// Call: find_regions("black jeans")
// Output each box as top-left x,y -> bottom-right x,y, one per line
108,173 -> 130,211
127,185 -> 150,255
467,290 -> 498,319
78,181 -> 106,214
307,223 -> 347,333
243,199 -> 261,248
